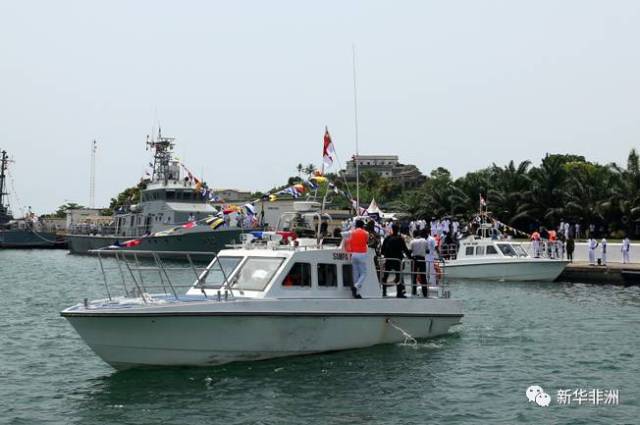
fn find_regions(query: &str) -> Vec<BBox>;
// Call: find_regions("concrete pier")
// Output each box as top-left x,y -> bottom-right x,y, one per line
558,261 -> 640,285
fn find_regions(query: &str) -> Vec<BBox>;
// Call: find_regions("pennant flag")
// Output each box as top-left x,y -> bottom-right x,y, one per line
182,222 -> 197,229
122,239 -> 142,248
209,218 -> 224,230
322,127 -> 336,168
311,175 -> 327,184
293,184 -> 306,193
243,203 -> 257,216
269,194 -> 278,202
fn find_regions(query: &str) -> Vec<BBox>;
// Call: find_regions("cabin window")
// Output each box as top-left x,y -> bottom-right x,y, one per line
497,244 -> 517,257
283,263 -> 311,287
486,245 -> 498,255
342,264 -> 354,287
475,246 -> 485,256
230,257 -> 285,291
465,246 -> 474,256
318,264 -> 338,287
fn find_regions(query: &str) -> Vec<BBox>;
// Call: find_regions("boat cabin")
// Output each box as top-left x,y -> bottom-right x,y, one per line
186,245 -> 381,299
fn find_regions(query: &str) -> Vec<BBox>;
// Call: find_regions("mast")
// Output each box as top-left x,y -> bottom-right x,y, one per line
352,44 -> 360,213
0,150 -> 7,209
146,128 -> 176,184
0,150 -> 12,223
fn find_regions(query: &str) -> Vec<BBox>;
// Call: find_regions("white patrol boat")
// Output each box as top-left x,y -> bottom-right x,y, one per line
442,223 -> 568,282
61,232 -> 463,369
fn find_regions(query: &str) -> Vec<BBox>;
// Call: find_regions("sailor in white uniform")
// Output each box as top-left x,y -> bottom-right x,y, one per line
622,237 -> 631,264
600,238 -> 607,265
587,237 -> 598,265
426,232 -> 438,286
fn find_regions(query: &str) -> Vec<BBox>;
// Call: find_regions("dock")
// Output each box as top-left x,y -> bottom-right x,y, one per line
558,262 -> 640,285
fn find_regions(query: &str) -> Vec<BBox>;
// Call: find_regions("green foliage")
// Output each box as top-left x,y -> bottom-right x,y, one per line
271,150 -> 640,237
109,181 -> 147,211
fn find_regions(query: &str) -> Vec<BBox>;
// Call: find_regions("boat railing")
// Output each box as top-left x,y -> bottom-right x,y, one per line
440,243 -> 458,260
377,257 -> 450,298
90,249 -> 225,303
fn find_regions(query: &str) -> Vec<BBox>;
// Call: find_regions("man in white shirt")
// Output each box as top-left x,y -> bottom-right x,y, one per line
587,237 -> 598,265
409,229 -> 428,296
600,237 -> 607,265
622,236 -> 631,263
426,230 -> 438,286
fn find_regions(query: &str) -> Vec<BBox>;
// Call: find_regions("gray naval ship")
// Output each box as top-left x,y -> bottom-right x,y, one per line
0,150 -> 67,249
67,133 -> 250,257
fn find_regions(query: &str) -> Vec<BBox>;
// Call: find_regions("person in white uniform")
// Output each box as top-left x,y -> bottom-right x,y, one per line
426,231 -> 438,286
622,237 -> 631,264
600,238 -> 607,265
587,237 -> 598,265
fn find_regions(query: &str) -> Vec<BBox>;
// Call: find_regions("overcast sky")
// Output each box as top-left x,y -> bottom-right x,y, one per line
1,1 -> 639,214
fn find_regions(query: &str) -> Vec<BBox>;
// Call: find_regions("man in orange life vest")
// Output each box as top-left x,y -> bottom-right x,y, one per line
343,219 -> 369,299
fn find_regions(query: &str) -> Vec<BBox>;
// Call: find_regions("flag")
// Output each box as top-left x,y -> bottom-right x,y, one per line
182,221 -> 197,229
480,195 -> 487,206
243,203 -> 256,216
122,239 -> 141,248
209,217 -> 224,230
322,127 -> 336,168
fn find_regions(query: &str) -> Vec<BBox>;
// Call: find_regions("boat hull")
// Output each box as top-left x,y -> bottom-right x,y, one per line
444,259 -> 568,282
63,300 -> 462,369
0,229 -> 67,249
67,228 -> 245,258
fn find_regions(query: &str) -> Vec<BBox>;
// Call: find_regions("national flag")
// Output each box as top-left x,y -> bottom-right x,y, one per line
182,221 -> 197,229
322,127 -> 336,168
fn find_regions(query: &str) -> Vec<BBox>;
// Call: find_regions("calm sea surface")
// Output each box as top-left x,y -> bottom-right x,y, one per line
1,250 -> 639,424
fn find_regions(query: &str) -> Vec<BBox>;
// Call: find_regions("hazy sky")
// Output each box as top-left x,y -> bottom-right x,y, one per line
1,1 -> 639,213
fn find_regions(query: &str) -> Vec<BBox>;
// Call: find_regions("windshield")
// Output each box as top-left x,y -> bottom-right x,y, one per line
497,243 -> 517,257
199,256 -> 243,289
512,244 -> 528,257
230,257 -> 285,291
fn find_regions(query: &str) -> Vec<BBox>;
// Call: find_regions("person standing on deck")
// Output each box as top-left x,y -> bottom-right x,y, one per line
409,229 -> 428,297
426,229 -> 439,287
566,236 -> 575,262
381,224 -> 411,298
531,230 -> 541,258
342,219 -> 369,299
600,237 -> 608,265
587,237 -> 599,265
622,236 -> 631,263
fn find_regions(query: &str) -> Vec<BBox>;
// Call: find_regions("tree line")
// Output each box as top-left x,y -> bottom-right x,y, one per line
289,151 -> 640,238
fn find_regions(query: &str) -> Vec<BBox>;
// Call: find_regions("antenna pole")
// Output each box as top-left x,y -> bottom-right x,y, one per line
0,150 -> 7,208
352,44 -> 360,212
90,140 -> 97,208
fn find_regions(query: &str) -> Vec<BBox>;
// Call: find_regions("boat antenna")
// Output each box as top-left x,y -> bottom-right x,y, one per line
89,140 -> 97,208
352,44 -> 360,214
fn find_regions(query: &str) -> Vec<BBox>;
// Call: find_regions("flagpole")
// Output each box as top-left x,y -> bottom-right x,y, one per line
352,44 -> 360,213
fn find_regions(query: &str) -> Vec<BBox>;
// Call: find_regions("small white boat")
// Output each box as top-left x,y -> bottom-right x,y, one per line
442,225 -> 568,282
61,232 -> 463,369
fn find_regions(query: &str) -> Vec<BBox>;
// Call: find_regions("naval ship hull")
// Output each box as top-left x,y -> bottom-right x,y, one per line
0,229 -> 67,249
67,228 -> 246,259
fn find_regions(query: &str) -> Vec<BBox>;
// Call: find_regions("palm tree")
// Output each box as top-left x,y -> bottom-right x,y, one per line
296,163 -> 303,176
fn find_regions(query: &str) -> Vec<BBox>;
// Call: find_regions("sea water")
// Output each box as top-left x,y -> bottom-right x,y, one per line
1,250 -> 639,424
